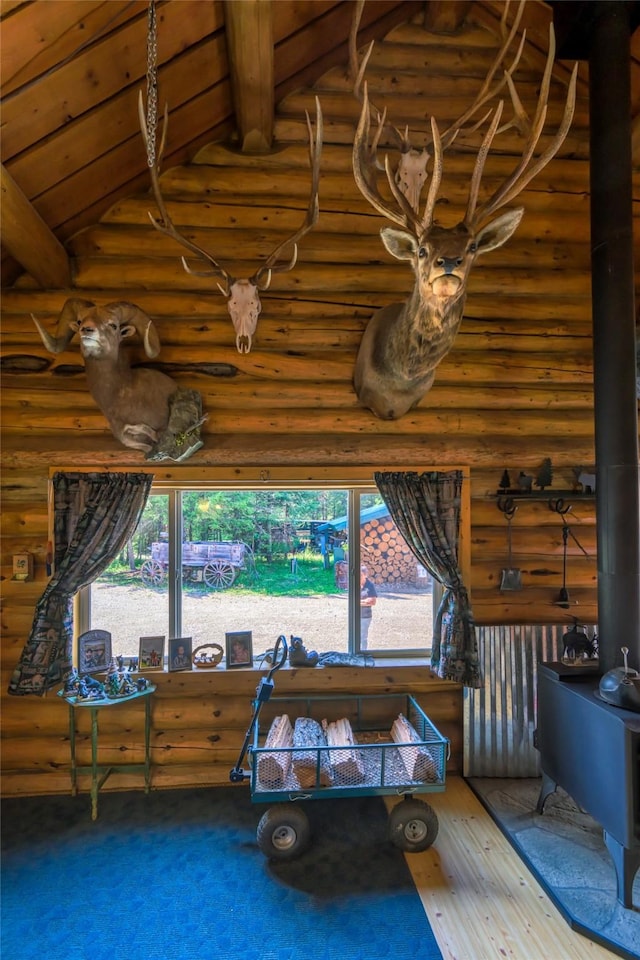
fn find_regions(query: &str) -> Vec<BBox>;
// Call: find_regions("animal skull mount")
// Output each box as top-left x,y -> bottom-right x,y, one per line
351,7 -> 577,420
221,278 -> 263,355
32,299 -> 205,461
139,93 -> 323,354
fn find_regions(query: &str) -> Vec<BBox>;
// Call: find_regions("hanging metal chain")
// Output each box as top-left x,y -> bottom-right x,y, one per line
144,0 -> 158,169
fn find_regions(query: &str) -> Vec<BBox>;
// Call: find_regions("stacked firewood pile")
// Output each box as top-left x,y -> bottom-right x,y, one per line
257,711 -> 439,789
360,516 -> 421,586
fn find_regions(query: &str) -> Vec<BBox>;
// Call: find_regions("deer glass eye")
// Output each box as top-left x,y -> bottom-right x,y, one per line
419,247 -> 427,259
469,242 -> 478,254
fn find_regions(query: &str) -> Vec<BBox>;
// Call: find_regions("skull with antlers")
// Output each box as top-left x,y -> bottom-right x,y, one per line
139,94 -> 323,354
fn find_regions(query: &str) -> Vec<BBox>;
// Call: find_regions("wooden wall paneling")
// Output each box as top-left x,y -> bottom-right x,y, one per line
272,1 -> 424,102
0,1 -> 147,98
8,35 -> 231,202
0,5 -> 607,798
0,659 -> 463,798
0,0 -> 223,161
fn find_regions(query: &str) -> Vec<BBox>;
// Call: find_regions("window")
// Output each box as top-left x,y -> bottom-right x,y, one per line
78,476 -> 445,664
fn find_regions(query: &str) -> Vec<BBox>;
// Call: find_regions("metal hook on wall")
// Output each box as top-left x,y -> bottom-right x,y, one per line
548,497 -> 572,518
496,496 -> 517,520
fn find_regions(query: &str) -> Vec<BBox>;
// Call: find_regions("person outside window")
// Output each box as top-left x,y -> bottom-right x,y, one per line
360,565 -> 377,649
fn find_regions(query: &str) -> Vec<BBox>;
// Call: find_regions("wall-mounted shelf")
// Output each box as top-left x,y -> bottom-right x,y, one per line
491,490 -> 595,501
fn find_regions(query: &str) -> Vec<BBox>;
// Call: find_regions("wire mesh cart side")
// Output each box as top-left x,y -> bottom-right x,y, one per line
239,689 -> 450,861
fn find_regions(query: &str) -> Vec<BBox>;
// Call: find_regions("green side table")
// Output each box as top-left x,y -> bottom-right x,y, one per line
58,684 -> 156,820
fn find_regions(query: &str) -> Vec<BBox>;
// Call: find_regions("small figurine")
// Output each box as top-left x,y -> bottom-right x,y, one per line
288,635 -> 319,667
517,471 -> 533,493
64,668 -> 81,695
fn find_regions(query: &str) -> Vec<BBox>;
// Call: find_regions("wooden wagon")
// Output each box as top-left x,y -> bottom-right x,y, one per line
140,540 -> 254,590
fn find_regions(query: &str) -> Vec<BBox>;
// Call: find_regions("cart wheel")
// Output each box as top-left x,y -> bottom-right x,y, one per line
389,797 -> 439,853
203,560 -> 236,590
256,804 -> 311,861
141,560 -> 165,587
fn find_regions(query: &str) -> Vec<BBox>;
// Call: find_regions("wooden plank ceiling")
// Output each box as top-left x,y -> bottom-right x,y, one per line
1,0 -> 639,292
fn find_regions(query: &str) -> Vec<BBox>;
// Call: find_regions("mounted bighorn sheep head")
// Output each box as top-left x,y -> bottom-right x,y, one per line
32,299 -> 205,461
139,94 -> 323,354
351,8 -> 577,420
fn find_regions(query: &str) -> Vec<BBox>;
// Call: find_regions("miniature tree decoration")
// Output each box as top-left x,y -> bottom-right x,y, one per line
535,458 -> 553,491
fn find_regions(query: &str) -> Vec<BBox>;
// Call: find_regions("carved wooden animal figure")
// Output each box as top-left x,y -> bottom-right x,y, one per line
32,299 -> 204,461
352,23 -> 577,420
139,94 -> 323,354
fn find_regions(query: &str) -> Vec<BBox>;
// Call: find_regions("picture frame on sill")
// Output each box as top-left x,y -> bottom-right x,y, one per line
225,631 -> 253,668
168,637 -> 193,672
139,635 -> 165,671
78,630 -> 112,674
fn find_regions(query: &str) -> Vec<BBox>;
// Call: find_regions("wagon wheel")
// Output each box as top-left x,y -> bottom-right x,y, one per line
140,559 -> 165,587
256,804 -> 311,861
203,560 -> 236,590
388,797 -> 439,853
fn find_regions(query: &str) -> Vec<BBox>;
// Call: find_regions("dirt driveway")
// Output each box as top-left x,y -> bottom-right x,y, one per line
91,582 -> 434,661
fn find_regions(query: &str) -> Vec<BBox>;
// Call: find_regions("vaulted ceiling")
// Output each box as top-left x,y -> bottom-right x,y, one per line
1,0 -> 639,291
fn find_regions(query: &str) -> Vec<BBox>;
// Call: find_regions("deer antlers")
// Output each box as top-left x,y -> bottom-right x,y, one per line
352,2 -> 577,237
138,93 -> 323,354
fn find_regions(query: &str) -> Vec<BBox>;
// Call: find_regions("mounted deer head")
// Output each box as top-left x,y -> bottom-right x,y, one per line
351,13 -> 578,420
139,94 -> 323,354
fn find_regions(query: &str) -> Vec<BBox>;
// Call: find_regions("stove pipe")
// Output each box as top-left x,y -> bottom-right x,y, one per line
588,2 -> 640,674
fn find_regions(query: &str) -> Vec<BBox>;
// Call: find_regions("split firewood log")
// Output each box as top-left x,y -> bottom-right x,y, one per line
322,717 -> 365,783
257,714 -> 293,788
292,716 -> 332,787
391,713 -> 439,782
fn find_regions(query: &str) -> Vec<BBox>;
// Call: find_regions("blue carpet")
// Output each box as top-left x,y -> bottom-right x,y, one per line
1,786 -> 443,960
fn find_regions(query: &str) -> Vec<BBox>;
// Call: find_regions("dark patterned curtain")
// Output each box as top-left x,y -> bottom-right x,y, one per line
374,470 -> 480,688
8,472 -> 153,697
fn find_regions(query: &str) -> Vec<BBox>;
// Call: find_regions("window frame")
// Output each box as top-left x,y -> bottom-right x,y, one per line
69,465 -> 470,663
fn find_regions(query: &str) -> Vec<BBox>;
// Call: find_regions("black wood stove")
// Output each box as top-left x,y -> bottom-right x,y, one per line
533,2 -> 640,913
536,661 -> 640,907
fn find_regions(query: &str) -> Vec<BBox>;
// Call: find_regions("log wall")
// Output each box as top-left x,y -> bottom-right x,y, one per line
2,6 -> 637,799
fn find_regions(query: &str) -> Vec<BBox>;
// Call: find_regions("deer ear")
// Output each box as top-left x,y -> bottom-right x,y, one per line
118,324 -> 137,340
476,208 -> 524,255
380,227 -> 418,262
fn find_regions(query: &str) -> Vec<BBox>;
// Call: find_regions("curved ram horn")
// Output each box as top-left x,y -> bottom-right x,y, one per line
31,298 -> 96,354
105,301 -> 162,359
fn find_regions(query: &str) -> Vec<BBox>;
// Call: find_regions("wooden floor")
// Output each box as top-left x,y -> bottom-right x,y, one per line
385,777 -> 617,960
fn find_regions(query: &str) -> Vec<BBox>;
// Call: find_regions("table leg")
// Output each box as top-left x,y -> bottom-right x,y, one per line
90,707 -> 99,821
144,691 -> 152,792
69,704 -> 77,796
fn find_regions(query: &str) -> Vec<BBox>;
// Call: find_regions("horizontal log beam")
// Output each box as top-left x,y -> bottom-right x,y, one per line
0,381 -> 594,413
1,404 -> 598,438
1,288 -> 598,324
0,430 -> 597,469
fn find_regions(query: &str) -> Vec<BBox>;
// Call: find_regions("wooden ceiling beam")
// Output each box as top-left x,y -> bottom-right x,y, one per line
223,0 -> 274,153
0,164 -> 71,288
423,0 -> 473,33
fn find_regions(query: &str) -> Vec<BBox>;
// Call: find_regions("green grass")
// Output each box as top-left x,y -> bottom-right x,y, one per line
100,552 -> 342,598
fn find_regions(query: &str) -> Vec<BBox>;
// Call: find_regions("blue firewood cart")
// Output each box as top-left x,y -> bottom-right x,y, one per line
230,637 -> 449,860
